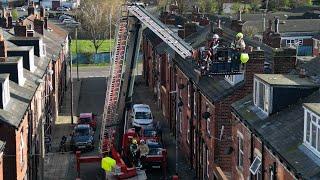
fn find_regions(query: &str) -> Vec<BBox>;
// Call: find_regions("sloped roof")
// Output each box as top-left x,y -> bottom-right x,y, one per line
232,91 -> 320,179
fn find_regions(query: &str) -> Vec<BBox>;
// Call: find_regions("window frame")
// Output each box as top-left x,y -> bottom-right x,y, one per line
253,78 -> 271,114
206,147 -> 209,178
20,130 -> 24,165
179,111 -> 182,133
303,107 -> 320,157
237,132 -> 244,168
206,106 -> 211,135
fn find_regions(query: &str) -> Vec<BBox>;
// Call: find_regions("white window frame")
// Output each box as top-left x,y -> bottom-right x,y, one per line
187,84 -> 190,108
2,78 -> 10,107
187,129 -> 190,144
253,78 -> 271,114
270,168 -> 275,180
303,107 -> 320,158
237,132 -> 244,168
249,156 -> 262,175
20,131 -> 24,165
285,38 -> 303,47
206,107 -> 211,135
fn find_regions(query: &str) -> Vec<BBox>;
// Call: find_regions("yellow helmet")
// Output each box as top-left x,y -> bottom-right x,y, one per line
236,32 -> 244,39
132,139 -> 137,144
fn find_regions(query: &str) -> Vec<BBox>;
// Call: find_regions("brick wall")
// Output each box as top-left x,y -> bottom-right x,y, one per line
0,113 -> 28,180
231,114 -> 297,180
272,47 -> 297,74
0,151 -> 3,180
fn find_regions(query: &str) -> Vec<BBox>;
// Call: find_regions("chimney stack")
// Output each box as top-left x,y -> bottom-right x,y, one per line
34,18 -> 44,35
44,16 -> 48,29
0,74 -> 10,109
274,17 -> 279,33
14,25 -> 27,37
40,6 -> 45,18
7,12 -> 12,29
28,2 -> 35,16
238,10 -> 242,21
272,47 -> 297,74
0,33 -> 7,62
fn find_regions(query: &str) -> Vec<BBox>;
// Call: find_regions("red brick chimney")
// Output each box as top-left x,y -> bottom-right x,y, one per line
0,33 -> 7,62
178,22 -> 197,39
34,18 -> 44,35
14,25 -> 27,37
272,47 -> 297,74
40,6 -> 46,18
28,2 -> 35,16
7,12 -> 12,29
231,10 -> 244,33
244,48 -> 265,90
44,16 -> 48,29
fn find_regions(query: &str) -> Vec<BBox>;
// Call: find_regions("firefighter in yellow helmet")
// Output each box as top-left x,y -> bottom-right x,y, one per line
234,32 -> 246,52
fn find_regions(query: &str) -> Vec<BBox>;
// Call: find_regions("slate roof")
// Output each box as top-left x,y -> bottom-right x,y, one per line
231,12 -> 304,21
255,74 -> 318,87
0,16 -> 68,128
232,91 -> 320,179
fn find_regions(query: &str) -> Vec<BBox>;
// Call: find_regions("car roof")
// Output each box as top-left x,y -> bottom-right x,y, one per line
79,113 -> 92,118
133,104 -> 151,111
75,124 -> 90,129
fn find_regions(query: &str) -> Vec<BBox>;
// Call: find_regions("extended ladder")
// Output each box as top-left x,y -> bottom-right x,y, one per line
100,7 -> 129,154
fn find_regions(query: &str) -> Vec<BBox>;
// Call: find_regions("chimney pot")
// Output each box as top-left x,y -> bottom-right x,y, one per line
0,33 -> 7,60
274,17 -> 279,33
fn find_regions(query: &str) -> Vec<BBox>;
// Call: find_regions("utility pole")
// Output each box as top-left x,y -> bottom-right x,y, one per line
75,27 -> 79,81
69,36 -> 74,124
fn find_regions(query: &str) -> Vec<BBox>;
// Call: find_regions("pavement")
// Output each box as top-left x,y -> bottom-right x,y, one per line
132,76 -> 196,180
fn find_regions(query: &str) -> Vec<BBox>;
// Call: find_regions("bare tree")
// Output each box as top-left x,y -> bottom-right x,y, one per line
77,0 -> 118,54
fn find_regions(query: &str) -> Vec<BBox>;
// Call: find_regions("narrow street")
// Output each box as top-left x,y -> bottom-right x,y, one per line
45,66 -> 108,180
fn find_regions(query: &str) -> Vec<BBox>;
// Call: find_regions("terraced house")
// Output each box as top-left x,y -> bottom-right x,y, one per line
0,4 -> 68,180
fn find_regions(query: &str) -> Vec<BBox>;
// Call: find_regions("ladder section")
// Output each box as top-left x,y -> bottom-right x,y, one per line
127,5 -> 193,59
100,10 -> 128,154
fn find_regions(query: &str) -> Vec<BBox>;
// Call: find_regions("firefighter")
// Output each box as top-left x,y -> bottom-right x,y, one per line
209,34 -> 220,56
233,32 -> 246,52
130,139 -> 139,166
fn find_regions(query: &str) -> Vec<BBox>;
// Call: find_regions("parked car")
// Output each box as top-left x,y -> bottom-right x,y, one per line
16,7 -> 26,11
131,104 -> 154,128
70,124 -> 94,151
57,7 -> 70,11
62,18 -> 74,24
77,113 -> 97,131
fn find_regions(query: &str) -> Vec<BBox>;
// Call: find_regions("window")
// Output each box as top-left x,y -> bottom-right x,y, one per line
286,38 -> 303,47
270,165 -> 276,180
256,165 -> 262,180
193,91 -> 197,116
187,84 -> 190,107
206,107 -> 211,135
187,129 -> 190,144
225,74 -> 244,86
304,108 -> 320,157
179,78 -> 182,98
253,79 -> 270,114
2,78 -> 10,107
249,156 -> 262,175
237,133 -> 244,168
20,130 -> 25,165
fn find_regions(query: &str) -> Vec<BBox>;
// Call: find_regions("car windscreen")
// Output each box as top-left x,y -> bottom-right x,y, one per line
143,129 -> 157,137
79,117 -> 91,123
135,112 -> 152,119
75,128 -> 89,136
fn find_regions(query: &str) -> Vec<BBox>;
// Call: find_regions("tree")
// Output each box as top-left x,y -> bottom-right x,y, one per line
11,9 -> 18,21
198,0 -> 218,14
77,0 -> 120,54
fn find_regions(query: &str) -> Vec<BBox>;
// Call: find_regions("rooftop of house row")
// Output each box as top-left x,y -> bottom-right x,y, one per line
0,14 -> 68,128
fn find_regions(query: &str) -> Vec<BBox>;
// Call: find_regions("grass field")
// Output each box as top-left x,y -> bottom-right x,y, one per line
71,39 -> 114,54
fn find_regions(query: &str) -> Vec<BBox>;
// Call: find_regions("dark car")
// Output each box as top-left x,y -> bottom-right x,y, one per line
70,124 -> 94,151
